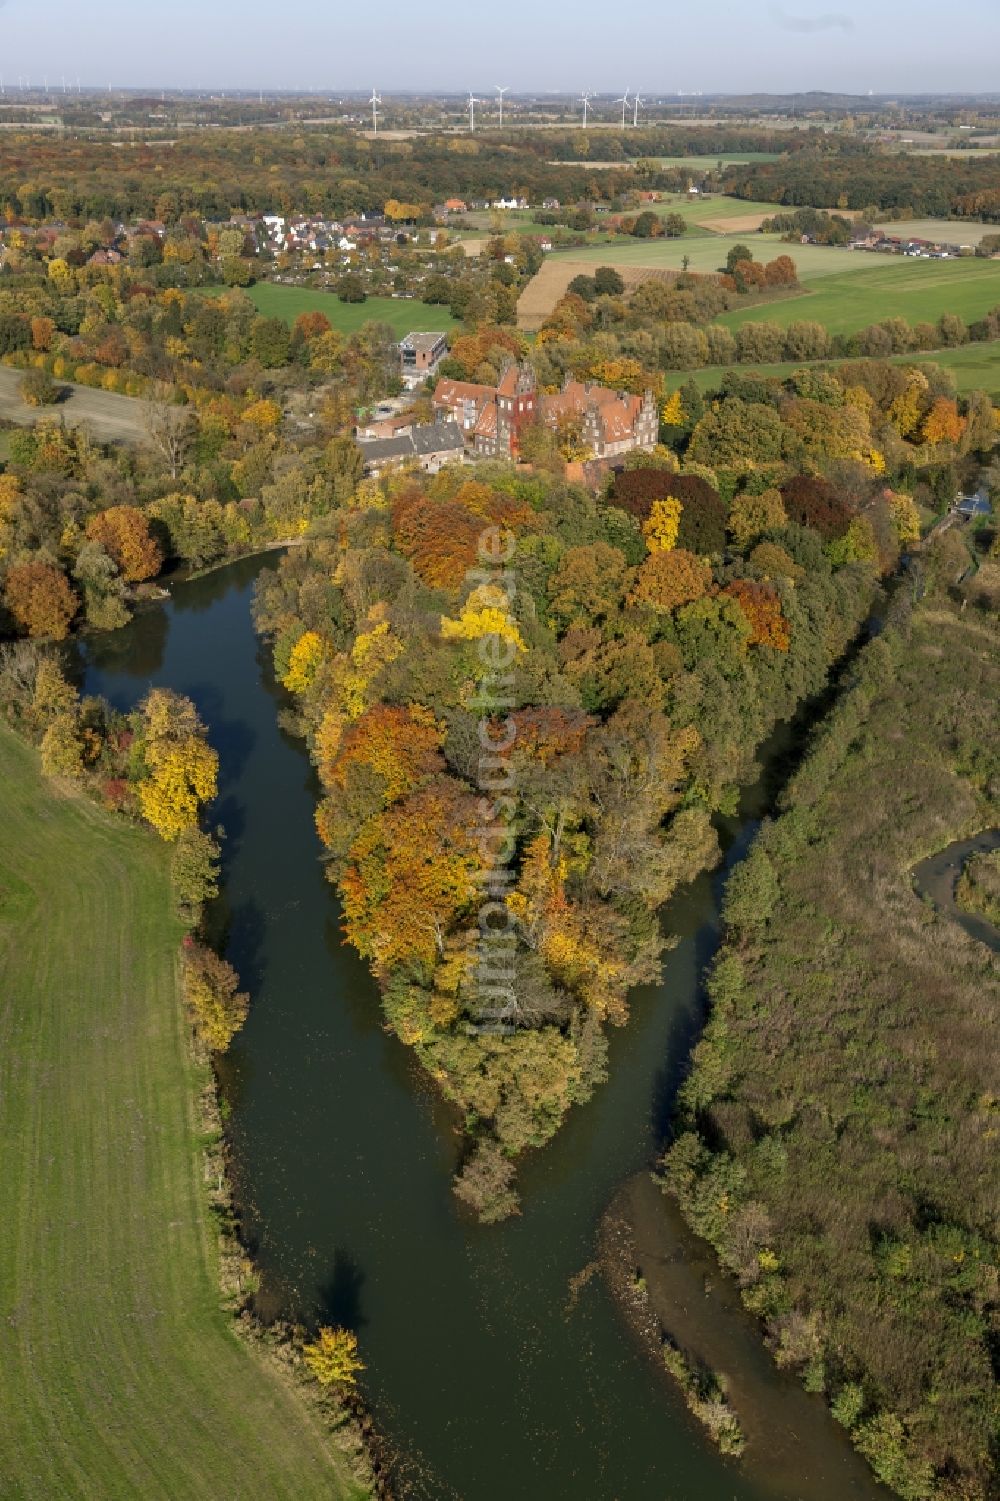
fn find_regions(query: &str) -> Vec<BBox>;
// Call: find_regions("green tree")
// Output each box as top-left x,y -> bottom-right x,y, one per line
725,243 -> 753,274
250,316 -> 291,367
20,367 -> 59,407
170,828 -> 221,927
593,265 -> 625,296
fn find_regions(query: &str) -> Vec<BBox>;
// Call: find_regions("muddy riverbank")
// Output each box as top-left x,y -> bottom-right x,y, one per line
600,1174 -> 891,1501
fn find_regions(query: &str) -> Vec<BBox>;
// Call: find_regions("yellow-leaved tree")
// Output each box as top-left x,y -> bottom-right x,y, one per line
181,940 -> 249,1052
642,497 -> 682,553
660,389 -> 686,427
440,583 -> 526,652
885,489 -> 921,546
137,689 -> 218,841
302,1327 -> 364,1388
282,629 -> 328,694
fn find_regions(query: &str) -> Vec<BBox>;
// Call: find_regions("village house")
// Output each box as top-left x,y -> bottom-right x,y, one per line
433,361 -> 659,462
87,247 -> 124,267
357,419 -> 466,477
355,405 -> 418,441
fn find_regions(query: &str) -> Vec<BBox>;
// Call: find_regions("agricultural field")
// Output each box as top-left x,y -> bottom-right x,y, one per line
246,282 -> 457,336
546,232 -> 855,277
546,152 -> 783,169
661,338 -> 1000,399
651,152 -> 783,168
718,257 -> 1000,335
525,234 -> 1000,335
872,218 -> 998,246
517,232 -> 852,330
0,730 -> 363,1501
642,193 -> 786,232
464,194 -> 785,241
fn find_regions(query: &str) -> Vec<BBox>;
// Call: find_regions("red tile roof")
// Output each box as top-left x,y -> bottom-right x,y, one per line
434,380 -> 495,408
541,382 -> 644,444
474,404 -> 498,439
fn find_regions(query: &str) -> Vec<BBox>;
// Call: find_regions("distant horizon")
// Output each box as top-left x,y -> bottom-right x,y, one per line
2,0 -> 1000,96
6,86 -> 1000,104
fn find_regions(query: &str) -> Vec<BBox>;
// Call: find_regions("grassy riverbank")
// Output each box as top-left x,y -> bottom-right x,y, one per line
662,562 -> 1000,1501
0,729 -> 365,1500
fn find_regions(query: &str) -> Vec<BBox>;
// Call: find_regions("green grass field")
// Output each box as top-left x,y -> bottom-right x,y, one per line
0,729 -> 363,1500
551,233 -> 858,277
661,338 -> 1000,399
463,195 -> 785,243
719,258 -> 1000,335
550,233 -> 1000,333
247,282 -> 456,336
547,153 -> 782,169
650,153 -> 783,168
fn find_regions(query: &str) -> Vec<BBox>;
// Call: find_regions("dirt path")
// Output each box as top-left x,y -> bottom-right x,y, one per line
0,366 -> 148,445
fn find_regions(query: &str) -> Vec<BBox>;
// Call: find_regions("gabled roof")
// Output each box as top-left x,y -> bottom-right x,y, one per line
411,421 -> 465,456
541,381 -> 646,444
434,379 -> 495,408
359,421 -> 466,464
357,434 -> 414,463
474,404 -> 498,440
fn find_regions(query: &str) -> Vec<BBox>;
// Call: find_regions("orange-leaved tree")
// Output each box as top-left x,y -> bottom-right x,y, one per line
86,505 -> 163,583
922,397 -> 966,447
339,779 -> 481,978
319,703 -> 445,805
629,547 -> 712,613
3,560 -> 79,639
723,580 -> 791,652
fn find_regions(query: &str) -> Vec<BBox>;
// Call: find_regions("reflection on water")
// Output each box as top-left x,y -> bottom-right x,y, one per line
80,557 -> 886,1501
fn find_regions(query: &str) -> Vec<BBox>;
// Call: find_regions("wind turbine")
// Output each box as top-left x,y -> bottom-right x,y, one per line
369,88 -> 381,135
633,93 -> 644,127
468,91 -> 478,132
580,91 -> 592,127
616,89 -> 630,129
495,85 -> 508,127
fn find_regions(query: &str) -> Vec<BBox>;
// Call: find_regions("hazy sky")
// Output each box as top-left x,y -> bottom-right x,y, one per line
2,0 -> 999,95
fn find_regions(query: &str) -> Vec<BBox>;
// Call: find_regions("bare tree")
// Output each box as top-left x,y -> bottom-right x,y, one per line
142,386 -> 194,480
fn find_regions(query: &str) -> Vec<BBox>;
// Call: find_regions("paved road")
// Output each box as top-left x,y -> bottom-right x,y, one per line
0,366 -> 147,445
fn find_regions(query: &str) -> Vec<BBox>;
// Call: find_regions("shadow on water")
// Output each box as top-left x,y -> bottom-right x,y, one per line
79,556 -> 890,1501
318,1249 -> 369,1333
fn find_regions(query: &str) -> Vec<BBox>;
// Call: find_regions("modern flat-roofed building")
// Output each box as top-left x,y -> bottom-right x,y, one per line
399,331 -> 449,388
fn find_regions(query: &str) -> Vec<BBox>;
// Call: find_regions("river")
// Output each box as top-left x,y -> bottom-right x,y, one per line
80,555 -> 887,1501
912,830 -> 1000,954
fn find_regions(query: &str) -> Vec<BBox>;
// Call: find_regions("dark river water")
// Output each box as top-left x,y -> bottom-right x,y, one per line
912,830 -> 1000,954
80,555 -> 887,1501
